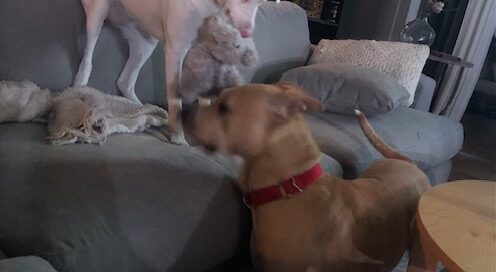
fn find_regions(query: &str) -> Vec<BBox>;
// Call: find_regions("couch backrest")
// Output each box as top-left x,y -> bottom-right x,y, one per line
240,1 -> 311,84
0,1 -> 310,106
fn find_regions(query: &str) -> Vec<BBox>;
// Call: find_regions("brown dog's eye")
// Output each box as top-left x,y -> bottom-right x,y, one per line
218,102 -> 229,115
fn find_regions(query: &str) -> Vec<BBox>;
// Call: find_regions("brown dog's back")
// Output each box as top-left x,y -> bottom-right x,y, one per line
355,109 -> 414,164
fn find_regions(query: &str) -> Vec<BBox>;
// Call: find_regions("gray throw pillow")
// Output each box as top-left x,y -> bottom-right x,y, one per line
280,63 -> 410,116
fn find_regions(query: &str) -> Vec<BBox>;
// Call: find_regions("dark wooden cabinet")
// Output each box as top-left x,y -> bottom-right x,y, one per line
308,18 -> 339,44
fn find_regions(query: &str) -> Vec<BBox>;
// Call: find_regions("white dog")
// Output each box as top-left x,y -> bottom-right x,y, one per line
74,0 -> 275,144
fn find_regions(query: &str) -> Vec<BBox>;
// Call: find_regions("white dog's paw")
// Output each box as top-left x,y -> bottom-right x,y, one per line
170,131 -> 189,145
74,60 -> 92,86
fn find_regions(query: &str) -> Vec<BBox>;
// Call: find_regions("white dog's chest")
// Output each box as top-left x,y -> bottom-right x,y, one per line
112,0 -> 219,42
112,0 -> 165,40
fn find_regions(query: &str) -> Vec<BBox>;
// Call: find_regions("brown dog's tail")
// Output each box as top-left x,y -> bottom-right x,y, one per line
354,109 -> 414,164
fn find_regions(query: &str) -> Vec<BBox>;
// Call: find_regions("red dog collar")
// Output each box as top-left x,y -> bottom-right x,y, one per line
243,163 -> 323,208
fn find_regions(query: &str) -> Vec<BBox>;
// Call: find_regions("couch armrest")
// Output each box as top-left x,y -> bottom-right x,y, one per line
411,74 -> 436,112
0,256 -> 58,272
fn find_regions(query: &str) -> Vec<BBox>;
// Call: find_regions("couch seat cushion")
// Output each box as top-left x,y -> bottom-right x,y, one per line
305,106 -> 463,179
0,123 -> 343,272
0,123 -> 248,272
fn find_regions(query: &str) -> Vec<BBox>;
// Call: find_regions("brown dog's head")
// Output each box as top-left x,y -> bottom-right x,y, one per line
193,83 -> 324,159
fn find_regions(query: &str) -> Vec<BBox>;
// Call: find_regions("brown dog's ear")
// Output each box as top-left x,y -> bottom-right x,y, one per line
271,82 -> 325,118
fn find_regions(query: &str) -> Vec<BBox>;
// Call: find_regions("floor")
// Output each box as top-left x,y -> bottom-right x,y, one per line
449,113 -> 496,181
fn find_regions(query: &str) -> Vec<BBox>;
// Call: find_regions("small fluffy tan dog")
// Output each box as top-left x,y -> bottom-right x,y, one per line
193,83 -> 436,272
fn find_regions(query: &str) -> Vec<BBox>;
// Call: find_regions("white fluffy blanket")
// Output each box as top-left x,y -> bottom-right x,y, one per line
0,80 -> 168,145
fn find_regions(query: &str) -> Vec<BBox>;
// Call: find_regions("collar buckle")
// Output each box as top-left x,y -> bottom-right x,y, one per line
279,177 -> 304,199
291,177 -> 304,193
243,195 -> 252,209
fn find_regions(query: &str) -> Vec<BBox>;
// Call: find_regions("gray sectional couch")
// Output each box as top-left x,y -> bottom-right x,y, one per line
0,1 -> 463,271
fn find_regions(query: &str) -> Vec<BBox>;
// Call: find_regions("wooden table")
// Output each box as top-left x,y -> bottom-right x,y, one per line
417,180 -> 496,272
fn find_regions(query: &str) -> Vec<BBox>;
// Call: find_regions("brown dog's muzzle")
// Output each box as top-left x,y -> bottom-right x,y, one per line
192,104 -> 222,152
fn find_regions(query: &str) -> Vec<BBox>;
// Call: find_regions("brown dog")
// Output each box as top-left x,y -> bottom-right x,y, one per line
193,83 -> 436,272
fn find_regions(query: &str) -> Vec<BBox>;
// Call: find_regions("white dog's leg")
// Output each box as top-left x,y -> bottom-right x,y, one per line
165,39 -> 192,145
168,97 -> 187,145
116,23 -> 159,104
74,0 -> 111,86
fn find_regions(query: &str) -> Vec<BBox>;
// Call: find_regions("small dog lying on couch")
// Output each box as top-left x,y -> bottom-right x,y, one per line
179,15 -> 258,105
193,83 -> 435,272
0,80 -> 168,145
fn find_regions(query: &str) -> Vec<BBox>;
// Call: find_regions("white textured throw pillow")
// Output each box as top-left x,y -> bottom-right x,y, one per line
309,40 -> 430,106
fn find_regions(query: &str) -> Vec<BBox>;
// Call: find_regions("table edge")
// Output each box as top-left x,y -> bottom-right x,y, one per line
417,209 -> 464,272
